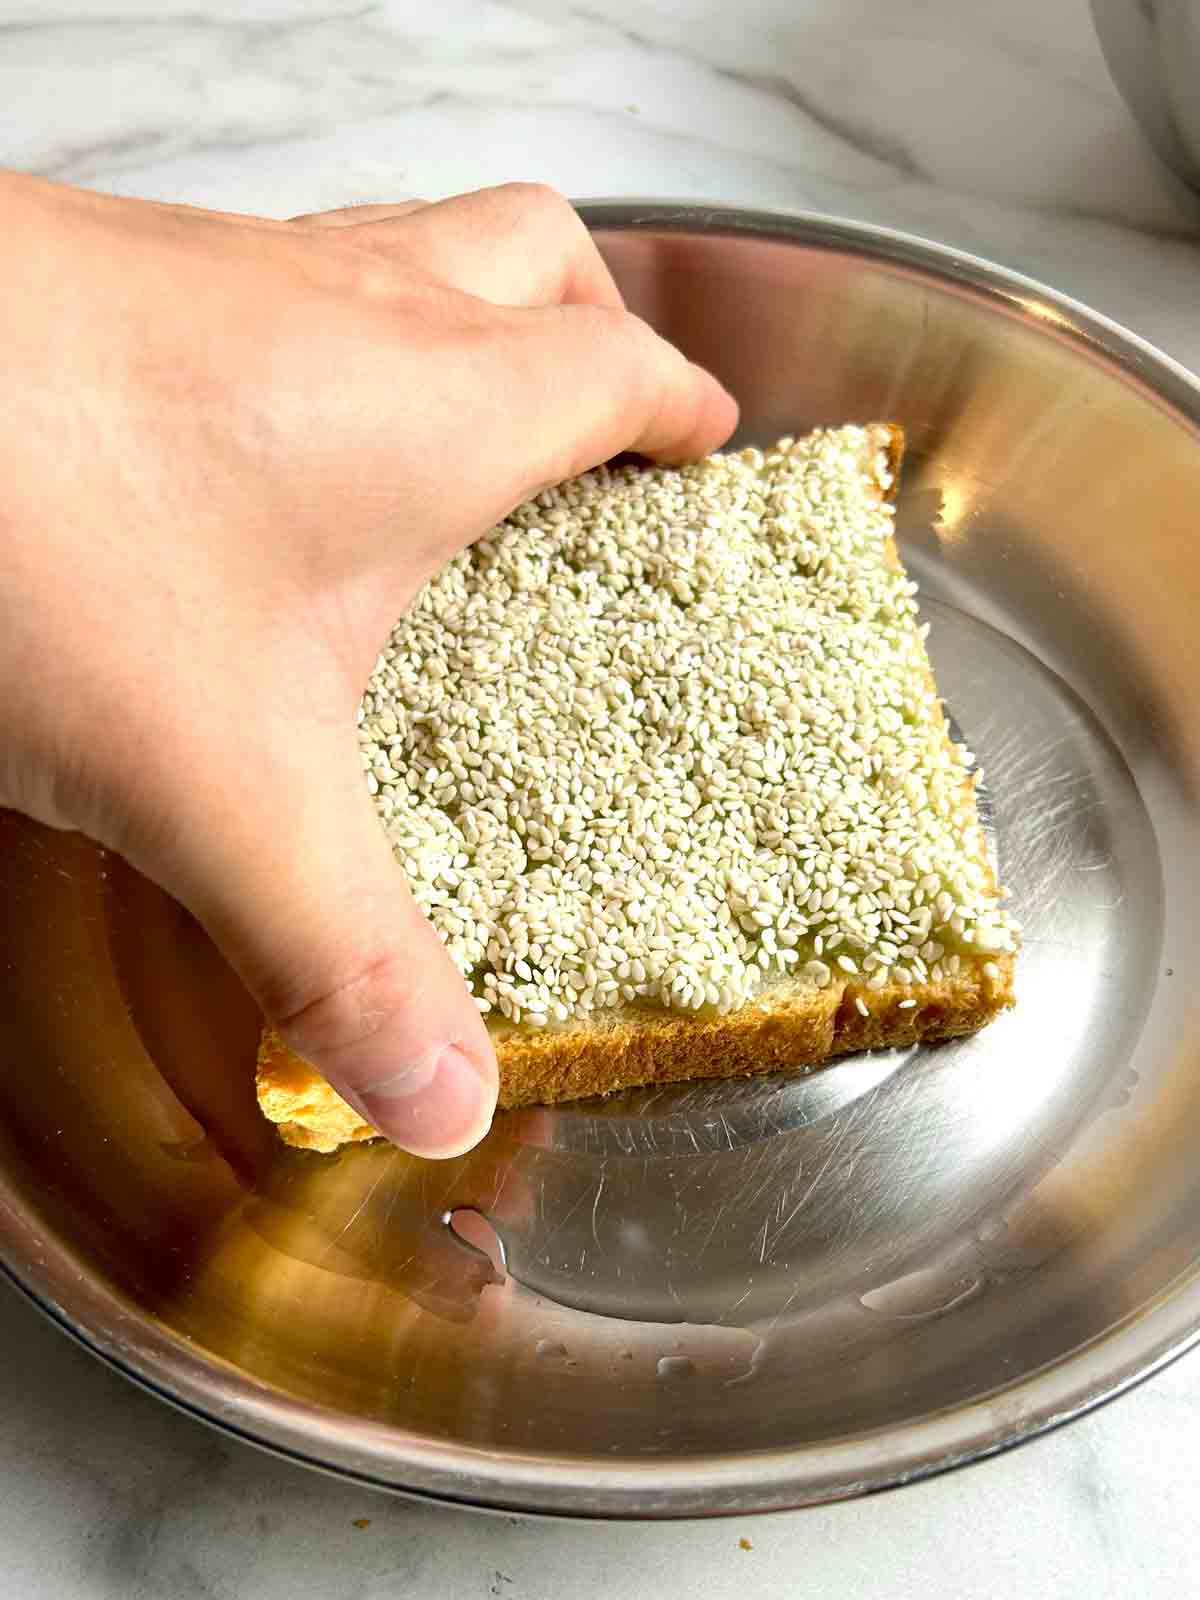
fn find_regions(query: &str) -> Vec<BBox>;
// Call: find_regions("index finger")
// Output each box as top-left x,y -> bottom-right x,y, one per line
485,301 -> 739,488
314,184 -> 627,312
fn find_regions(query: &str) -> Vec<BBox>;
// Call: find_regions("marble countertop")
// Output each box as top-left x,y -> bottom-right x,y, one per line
3,1 -> 1200,1594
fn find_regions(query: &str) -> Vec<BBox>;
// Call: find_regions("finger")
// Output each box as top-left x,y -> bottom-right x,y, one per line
290,200 -> 429,227
340,183 -> 626,310
151,729 -> 499,1161
39,175 -> 295,233
486,301 -> 739,482
41,177 -> 417,237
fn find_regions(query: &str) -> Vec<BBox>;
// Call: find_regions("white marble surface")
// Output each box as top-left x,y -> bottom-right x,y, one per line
3,1 -> 1200,1594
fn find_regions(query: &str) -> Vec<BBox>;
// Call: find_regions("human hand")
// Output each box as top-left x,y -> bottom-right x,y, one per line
0,172 -> 737,1157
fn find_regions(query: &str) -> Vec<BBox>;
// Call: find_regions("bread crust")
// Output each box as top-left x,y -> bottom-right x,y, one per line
256,956 -> 1014,1152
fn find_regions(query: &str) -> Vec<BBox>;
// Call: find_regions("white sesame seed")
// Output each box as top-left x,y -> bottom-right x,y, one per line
898,998 -> 917,1010
357,426 -> 1014,1025
855,996 -> 869,1018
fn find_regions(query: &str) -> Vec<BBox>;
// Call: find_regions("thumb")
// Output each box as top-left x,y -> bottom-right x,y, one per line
149,727 -> 499,1160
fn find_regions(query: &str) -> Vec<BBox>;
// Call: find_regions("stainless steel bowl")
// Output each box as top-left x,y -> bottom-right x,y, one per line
1093,0 -> 1200,191
3,205 -> 1200,1518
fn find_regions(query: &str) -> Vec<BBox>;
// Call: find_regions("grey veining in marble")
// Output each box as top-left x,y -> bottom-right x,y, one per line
2,1 -> 1200,1595
3,0 -> 1199,363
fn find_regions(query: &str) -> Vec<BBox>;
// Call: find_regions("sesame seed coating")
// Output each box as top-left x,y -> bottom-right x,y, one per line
358,426 -> 1015,1028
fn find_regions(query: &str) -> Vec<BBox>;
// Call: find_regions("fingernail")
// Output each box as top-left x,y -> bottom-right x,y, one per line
351,1044 -> 498,1160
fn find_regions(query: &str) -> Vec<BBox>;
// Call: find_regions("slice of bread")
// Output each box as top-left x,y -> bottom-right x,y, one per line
256,425 -> 1016,1153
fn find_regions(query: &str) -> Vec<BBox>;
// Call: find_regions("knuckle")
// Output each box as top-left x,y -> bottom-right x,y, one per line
288,207 -> 334,227
272,950 -> 414,1061
492,183 -> 588,244
568,301 -> 637,342
579,305 -> 674,399
344,242 -> 403,304
496,181 -> 578,228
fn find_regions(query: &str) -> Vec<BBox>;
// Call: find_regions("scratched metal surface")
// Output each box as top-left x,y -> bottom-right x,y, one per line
491,592 -> 1161,1326
1,209 -> 1199,1517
